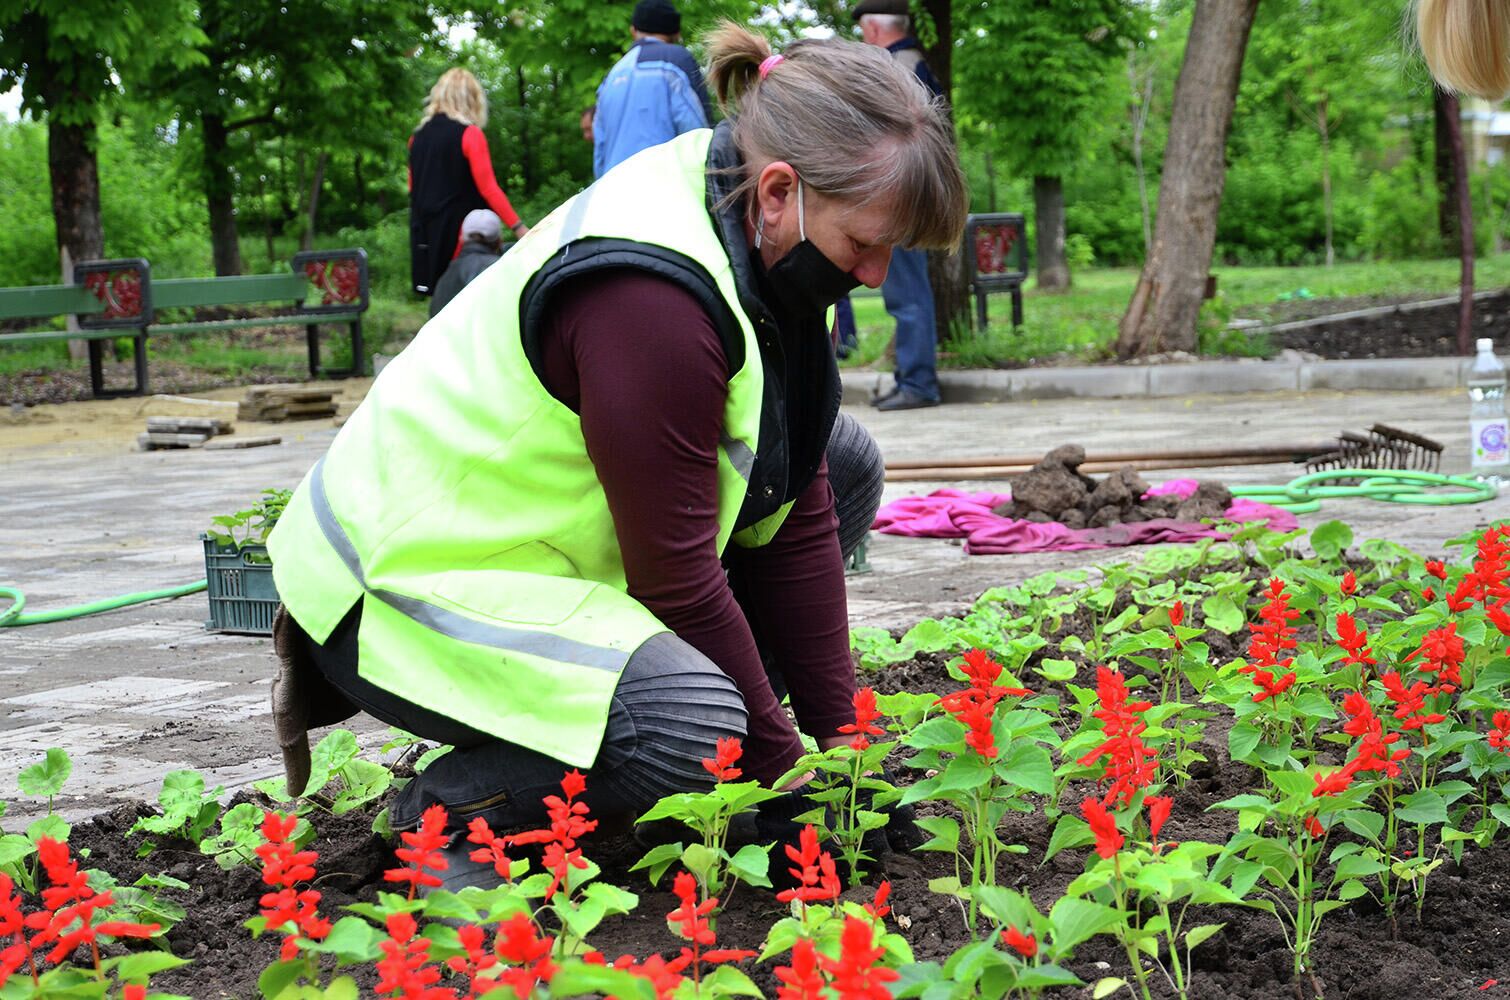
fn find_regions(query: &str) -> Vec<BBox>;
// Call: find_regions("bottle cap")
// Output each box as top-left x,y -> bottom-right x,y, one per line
1480,338 -> 1495,352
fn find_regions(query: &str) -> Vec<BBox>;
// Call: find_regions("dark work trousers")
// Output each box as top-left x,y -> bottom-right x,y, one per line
296,412 -> 884,832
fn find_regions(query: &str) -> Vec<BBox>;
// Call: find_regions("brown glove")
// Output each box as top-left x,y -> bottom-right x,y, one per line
271,605 -> 356,797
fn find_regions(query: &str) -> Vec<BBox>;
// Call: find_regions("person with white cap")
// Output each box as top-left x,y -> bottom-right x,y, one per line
428,209 -> 506,318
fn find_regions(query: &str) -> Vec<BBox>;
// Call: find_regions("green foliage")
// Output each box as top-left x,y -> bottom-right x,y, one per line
206,487 -> 291,552
129,769 -> 225,851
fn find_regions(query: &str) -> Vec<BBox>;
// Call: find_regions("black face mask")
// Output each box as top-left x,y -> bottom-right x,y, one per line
756,178 -> 862,318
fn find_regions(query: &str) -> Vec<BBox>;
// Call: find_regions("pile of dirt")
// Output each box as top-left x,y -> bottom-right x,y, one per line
992,444 -> 1232,527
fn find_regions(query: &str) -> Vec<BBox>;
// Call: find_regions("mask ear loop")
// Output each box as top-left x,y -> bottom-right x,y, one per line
754,213 -> 765,250
753,172 -> 803,251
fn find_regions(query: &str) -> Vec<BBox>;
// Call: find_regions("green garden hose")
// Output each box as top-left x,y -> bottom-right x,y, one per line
1231,468 -> 1499,514
0,580 -> 207,628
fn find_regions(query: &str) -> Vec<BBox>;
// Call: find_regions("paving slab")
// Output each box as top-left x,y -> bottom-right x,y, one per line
3,385 -> 1507,825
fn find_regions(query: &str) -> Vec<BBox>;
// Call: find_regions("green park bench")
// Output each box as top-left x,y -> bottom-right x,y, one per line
0,249 -> 368,398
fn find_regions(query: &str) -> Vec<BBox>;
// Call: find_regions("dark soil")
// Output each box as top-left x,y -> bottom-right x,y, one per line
46,574 -> 1510,1000
1262,290 -> 1510,360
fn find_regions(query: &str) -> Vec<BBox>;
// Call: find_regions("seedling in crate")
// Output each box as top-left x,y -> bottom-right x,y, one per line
205,486 -> 291,557
632,737 -> 781,900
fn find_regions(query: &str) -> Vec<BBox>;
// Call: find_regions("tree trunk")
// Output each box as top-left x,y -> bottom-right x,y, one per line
301,151 -> 327,252
48,116 -> 105,361
1033,175 -> 1070,292
1441,90 -> 1475,355
256,171 -> 276,265
1130,55 -> 1155,256
203,112 -> 243,276
1116,0 -> 1260,359
1435,87 -> 1461,254
516,68 -> 532,192
1319,96 -> 1333,268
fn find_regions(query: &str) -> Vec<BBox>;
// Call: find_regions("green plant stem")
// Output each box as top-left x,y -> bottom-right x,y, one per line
1112,853 -> 1154,1000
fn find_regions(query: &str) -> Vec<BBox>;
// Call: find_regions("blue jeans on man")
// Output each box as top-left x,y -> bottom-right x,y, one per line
874,246 -> 940,410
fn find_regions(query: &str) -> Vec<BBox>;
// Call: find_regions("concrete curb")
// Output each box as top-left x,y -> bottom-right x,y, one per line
841,355 -> 1484,405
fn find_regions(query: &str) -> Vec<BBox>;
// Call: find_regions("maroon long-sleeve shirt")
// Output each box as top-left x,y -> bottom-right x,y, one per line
538,268 -> 856,785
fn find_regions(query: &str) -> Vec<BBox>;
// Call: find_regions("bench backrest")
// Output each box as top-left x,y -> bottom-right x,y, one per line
0,249 -> 368,327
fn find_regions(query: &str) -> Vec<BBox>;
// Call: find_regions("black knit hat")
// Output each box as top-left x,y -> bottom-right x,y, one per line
632,0 -> 681,35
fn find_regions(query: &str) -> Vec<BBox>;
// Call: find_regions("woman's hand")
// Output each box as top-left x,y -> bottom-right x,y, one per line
512,222 -> 531,238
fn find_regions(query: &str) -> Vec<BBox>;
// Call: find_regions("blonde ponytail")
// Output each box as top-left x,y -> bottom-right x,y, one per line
1417,0 -> 1510,99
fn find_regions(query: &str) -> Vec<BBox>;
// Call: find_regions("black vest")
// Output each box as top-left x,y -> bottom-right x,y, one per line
409,115 -> 489,295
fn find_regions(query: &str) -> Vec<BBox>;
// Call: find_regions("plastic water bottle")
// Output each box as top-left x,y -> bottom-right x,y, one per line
1469,337 -> 1510,483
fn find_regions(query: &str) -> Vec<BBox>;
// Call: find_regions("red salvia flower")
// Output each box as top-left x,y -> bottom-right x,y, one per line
702,736 -> 744,782
1335,612 -> 1376,668
254,813 -> 329,961
1081,797 -> 1124,859
668,871 -> 718,946
465,815 -> 515,880
1246,578 -> 1301,671
1422,586 -> 1436,603
1248,668 -> 1296,703
1341,570 -> 1357,596
776,825 -> 841,906
1471,527 -> 1510,606
937,650 -> 1030,762
1304,815 -> 1326,838
1407,622 -> 1466,687
863,881 -> 892,921
492,913 -> 558,998
1168,601 -> 1185,650
1076,666 -> 1158,807
774,937 -> 826,1000
1447,576 -> 1478,613
1001,925 -> 1038,959
445,923 -> 498,994
1312,768 -> 1354,798
122,986 -> 145,1000
819,916 -> 900,1000
1490,710 -> 1510,753
1425,560 -> 1448,580
1146,795 -> 1173,851
374,910 -> 446,998
837,688 -> 886,752
383,803 -> 450,899
1340,692 -> 1411,778
510,770 -> 598,900
608,952 -> 692,1000
1380,671 -> 1447,730
1486,602 -> 1510,655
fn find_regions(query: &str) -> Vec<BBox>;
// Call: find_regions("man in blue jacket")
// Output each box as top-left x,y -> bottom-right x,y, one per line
857,0 -> 947,411
593,0 -> 713,178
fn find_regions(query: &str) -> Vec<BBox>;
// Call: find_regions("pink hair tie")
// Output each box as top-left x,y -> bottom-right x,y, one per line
758,54 -> 784,79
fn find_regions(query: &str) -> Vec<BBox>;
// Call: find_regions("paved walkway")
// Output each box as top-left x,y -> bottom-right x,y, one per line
3,385 -> 1506,823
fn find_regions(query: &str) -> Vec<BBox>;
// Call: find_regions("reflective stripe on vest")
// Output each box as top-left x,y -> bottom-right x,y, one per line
307,457 -> 628,673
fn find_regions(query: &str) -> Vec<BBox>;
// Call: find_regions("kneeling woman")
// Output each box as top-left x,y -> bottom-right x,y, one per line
266,23 -> 965,881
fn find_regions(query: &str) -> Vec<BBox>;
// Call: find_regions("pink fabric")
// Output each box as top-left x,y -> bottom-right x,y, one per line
871,488 -> 1298,556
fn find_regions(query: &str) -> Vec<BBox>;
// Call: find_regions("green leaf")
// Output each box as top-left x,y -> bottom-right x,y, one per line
0,834 -> 36,866
1227,723 -> 1261,764
302,729 -> 360,797
303,916 -> 380,963
1310,520 -> 1353,561
680,843 -> 718,883
18,748 -> 71,797
1047,897 -> 1123,951
1093,978 -> 1128,999
1035,658 -> 1079,682
1395,789 -> 1449,825
331,760 -> 392,814
726,843 -> 772,888
699,965 -> 763,997
629,842 -> 684,885
1200,594 -> 1244,634
914,815 -> 959,853
1184,923 -> 1226,951
105,953 -> 190,980
257,959 -> 308,999
1340,809 -> 1385,842
1044,814 -> 1093,863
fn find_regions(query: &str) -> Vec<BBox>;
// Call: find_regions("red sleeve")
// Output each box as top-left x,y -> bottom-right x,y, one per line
407,134 -> 414,192
723,462 -> 856,739
460,125 -> 521,229
541,269 -> 806,785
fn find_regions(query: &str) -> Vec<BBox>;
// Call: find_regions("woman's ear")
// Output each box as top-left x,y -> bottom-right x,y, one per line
754,162 -> 799,234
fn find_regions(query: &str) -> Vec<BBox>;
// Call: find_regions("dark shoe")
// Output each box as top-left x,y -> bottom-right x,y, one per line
427,834 -> 507,896
874,388 -> 940,412
870,386 -> 900,407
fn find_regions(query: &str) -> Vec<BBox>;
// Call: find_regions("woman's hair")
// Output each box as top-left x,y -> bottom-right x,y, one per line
705,22 -> 967,251
417,68 -> 489,131
1417,0 -> 1510,99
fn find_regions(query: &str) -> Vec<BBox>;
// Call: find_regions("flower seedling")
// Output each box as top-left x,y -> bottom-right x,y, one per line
632,738 -> 781,899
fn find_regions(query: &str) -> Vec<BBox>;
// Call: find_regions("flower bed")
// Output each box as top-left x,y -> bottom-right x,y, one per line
5,519 -> 1510,999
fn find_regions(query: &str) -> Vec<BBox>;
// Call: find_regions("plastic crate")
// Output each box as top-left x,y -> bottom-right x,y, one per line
203,535 -> 280,635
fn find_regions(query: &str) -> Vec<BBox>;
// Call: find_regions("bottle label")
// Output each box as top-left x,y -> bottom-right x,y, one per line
1472,418 -> 1510,466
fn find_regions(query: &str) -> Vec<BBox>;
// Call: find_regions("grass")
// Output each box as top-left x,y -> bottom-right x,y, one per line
845,252 -> 1510,371
6,253 -> 1509,383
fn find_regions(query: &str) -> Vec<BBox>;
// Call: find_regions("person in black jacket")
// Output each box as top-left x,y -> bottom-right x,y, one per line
409,68 -> 530,296
428,210 -> 506,317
